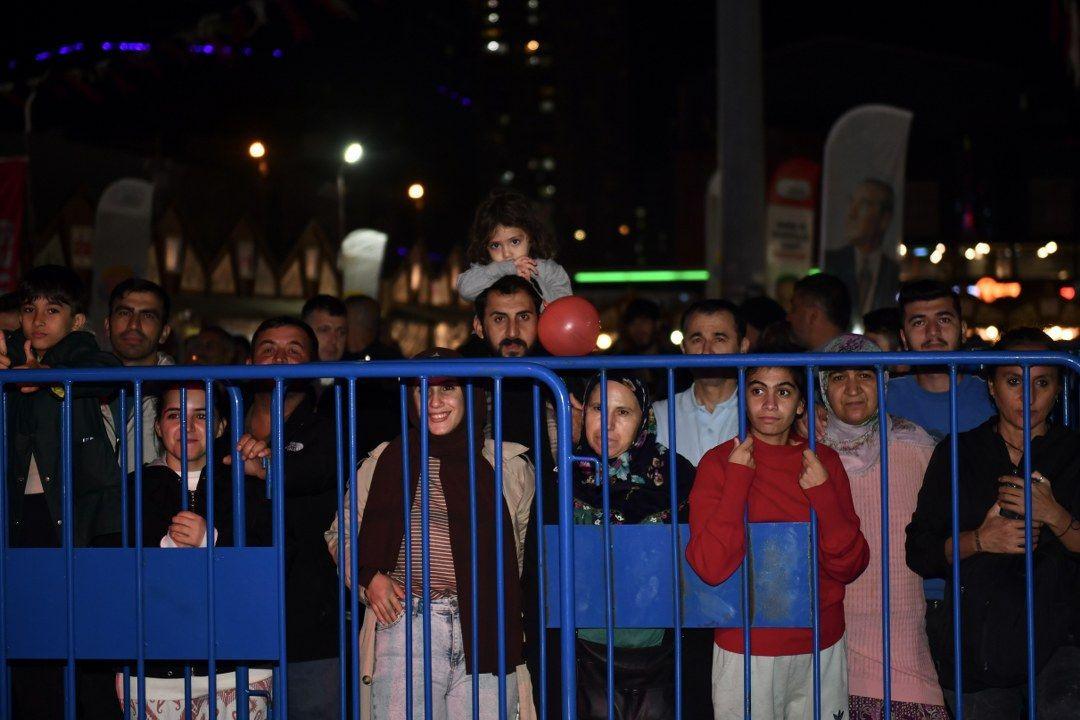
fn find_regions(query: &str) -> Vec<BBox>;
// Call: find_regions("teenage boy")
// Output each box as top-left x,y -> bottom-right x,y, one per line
2,265 -> 122,720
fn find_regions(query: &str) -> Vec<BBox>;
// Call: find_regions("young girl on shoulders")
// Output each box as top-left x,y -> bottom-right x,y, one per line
686,345 -> 869,719
457,189 -> 572,305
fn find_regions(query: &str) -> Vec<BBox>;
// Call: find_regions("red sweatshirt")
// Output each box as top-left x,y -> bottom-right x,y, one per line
686,435 -> 868,656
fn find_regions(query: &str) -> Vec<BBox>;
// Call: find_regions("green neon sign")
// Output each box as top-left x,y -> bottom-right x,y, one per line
573,270 -> 710,283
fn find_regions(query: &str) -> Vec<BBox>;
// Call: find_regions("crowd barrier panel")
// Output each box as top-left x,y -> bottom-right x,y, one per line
0,350 -> 1076,720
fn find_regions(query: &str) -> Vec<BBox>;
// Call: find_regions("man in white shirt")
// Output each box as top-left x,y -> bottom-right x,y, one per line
653,299 -> 749,466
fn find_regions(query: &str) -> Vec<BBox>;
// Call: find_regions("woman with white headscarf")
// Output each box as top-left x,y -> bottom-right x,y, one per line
818,334 -> 947,719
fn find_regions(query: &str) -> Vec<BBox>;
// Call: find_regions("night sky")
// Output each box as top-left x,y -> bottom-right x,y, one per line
1,1 -> 1076,275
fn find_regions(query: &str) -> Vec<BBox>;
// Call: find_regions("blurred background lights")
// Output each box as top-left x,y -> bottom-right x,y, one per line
595,333 -> 613,351
617,224 -> 630,236
407,183 -> 425,200
525,40 -> 540,53
343,142 -> 364,164
669,330 -> 684,345
248,141 -> 266,159
975,242 -> 990,255
573,229 -> 586,241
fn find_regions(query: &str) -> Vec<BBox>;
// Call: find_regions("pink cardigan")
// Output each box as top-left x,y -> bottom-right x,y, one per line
841,434 -> 945,706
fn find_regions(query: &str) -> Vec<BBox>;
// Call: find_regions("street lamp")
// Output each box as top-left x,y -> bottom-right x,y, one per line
407,183 -> 425,200
337,142 -> 364,242
248,141 -> 266,159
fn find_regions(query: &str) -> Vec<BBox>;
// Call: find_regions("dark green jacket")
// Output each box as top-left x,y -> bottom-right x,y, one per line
6,329 -> 122,547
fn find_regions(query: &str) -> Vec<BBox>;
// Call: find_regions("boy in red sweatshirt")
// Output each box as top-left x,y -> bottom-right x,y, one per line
687,362 -> 868,719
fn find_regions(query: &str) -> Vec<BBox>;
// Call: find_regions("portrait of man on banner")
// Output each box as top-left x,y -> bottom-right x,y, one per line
825,177 -> 900,317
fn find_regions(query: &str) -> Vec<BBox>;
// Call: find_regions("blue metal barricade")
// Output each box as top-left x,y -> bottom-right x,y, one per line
1,350 -> 1076,720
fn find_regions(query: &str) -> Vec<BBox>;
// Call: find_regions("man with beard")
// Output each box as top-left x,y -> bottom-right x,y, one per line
467,274 -> 584,717
102,278 -> 175,469
240,317 -> 340,720
652,299 -> 749,466
887,280 -> 994,442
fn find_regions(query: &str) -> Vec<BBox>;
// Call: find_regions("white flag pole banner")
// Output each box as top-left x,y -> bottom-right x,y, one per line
91,178 -> 154,343
819,104 -> 912,317
340,228 -> 388,298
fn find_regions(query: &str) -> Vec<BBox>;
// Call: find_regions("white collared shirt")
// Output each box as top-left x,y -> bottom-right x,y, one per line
652,385 -> 740,466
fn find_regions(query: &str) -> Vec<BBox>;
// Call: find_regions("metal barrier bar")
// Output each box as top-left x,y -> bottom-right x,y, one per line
228,384 -> 252,720
531,383 -> 549,720
804,365 -> 821,720
876,366 -> 892,720
665,368 -> 683,720
418,376 -> 433,720
61,382 -> 75,720
948,364 -> 963,719
1022,366 -> 1035,720
271,380 -> 288,720
9,354 -> 1080,719
332,384 -> 347,720
737,365 -> 750,718
346,378 -> 360,720
466,382 -> 481,719
493,377 -> 509,719
398,381 -> 414,720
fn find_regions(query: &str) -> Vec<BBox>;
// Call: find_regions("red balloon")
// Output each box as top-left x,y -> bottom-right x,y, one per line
538,296 -> 602,356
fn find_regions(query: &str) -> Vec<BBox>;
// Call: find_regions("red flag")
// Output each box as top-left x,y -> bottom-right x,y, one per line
0,158 -> 27,292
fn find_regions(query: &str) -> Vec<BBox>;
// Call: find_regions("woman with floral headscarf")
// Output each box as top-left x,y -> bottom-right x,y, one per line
818,333 -> 947,719
572,371 -> 697,720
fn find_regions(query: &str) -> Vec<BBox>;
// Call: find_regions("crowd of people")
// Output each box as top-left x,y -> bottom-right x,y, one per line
2,189 -> 1078,720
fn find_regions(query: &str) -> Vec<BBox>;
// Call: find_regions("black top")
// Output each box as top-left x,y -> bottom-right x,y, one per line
905,418 -> 1080,690
265,390 -> 342,663
5,329 -> 122,547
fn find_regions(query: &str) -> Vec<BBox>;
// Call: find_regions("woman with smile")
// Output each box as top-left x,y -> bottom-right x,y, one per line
816,334 -> 946,719
327,348 -> 535,719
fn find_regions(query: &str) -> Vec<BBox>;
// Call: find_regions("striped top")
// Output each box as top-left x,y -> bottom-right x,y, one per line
390,458 -> 457,598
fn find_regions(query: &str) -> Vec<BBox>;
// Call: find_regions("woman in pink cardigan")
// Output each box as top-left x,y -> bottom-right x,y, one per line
818,334 -> 948,719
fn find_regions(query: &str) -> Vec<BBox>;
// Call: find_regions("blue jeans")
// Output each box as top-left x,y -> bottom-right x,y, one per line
372,596 -> 518,720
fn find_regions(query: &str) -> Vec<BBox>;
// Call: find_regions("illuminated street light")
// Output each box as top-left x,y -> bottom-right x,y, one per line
338,141 -> 365,241
669,330 -> 684,345
975,242 -> 990,255
525,40 -> 540,53
617,224 -> 630,236
408,183 -> 425,200
248,141 -> 266,159
343,142 -> 364,164
573,229 -> 586,242
595,333 -> 613,350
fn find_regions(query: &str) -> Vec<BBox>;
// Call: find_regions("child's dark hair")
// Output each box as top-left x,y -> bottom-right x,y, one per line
467,189 -> 557,264
746,339 -> 807,399
18,264 -> 87,315
152,381 -> 230,428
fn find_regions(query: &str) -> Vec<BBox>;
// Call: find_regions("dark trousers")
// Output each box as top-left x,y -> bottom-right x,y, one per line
942,644 -> 1080,719
576,634 -> 675,720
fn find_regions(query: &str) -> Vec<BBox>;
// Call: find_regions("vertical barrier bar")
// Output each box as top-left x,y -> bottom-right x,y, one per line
61,382 -> 75,720
0,388 -> 8,720
466,383 -> 481,719
118,387 -> 132,720
531,384 -> 548,720
204,381 -> 218,720
737,366 -> 750,717
1060,373 -> 1071,429
179,388 -> 194,716
876,367 -> 892,720
948,364 -> 963,719
557,376 -> 578,720
1022,365 -> 1036,720
346,379 -> 360,720
665,368 -> 683,720
227,386 -> 250,720
331,384 -> 348,720
418,376 -> 433,720
804,366 -> 820,720
599,372 -> 615,720
493,377 -> 508,720
399,382 -> 414,720
133,381 -> 147,720
272,380 -> 288,720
